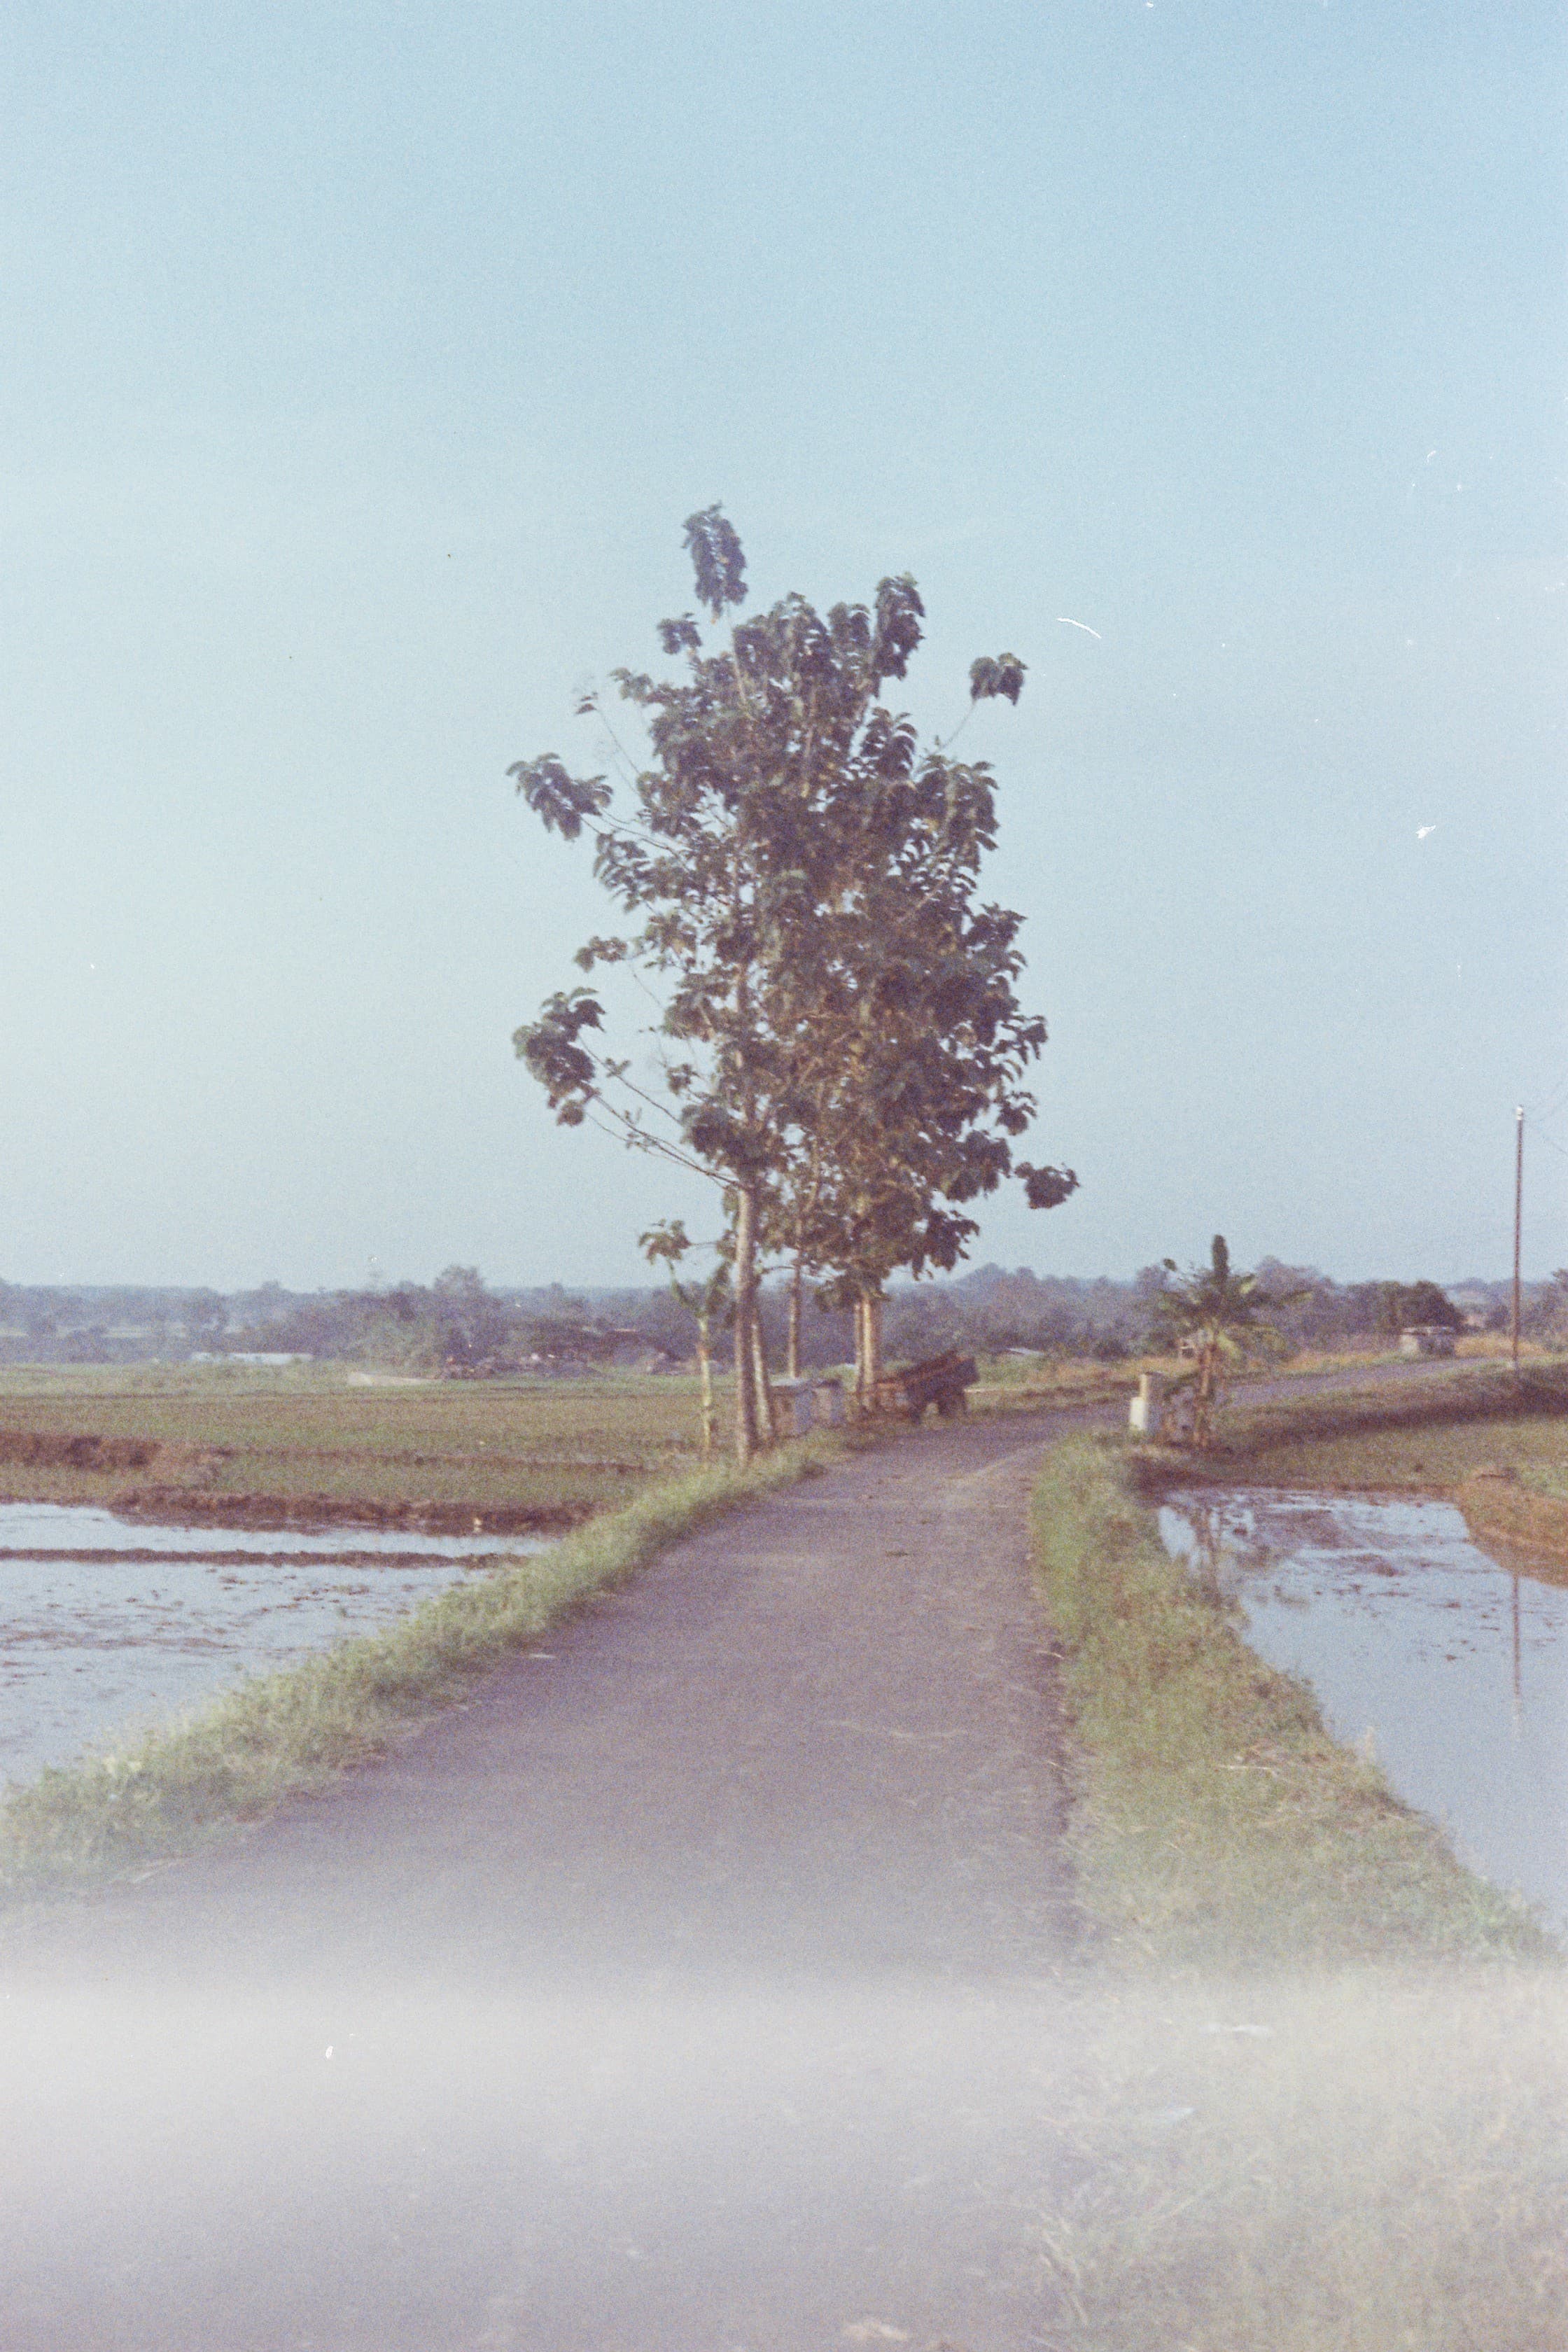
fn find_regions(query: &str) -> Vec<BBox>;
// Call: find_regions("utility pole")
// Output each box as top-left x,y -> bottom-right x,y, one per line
1512,1105 -> 1525,1376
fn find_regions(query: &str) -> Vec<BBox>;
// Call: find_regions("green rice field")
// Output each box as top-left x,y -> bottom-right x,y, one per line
1208,1363 -> 1568,1498
0,1364 -> 710,1525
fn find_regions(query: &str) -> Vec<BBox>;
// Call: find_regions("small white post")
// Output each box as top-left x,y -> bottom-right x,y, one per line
1128,1371 -> 1166,1438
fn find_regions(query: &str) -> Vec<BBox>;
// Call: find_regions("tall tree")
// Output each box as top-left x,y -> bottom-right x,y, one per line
706,582 -> 1074,1396
514,506 -> 802,1460
774,788 -> 1077,1396
513,508 -> 1075,1457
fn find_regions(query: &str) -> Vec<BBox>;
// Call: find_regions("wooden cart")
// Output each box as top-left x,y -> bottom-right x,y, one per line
870,1348 -> 978,1422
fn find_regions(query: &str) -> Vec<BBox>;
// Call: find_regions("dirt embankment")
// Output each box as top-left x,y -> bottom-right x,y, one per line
0,1430 -> 235,1483
1457,1469 -> 1568,1562
0,1427 -> 592,1534
0,1429 -> 162,1472
108,1488 -> 590,1534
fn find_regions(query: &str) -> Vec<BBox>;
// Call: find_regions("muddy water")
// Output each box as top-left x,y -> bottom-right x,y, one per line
0,1503 -> 544,1788
1161,1491 -> 1568,1935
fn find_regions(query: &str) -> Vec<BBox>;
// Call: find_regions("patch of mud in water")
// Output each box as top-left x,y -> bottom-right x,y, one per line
1161,1490 -> 1568,1935
0,1503 -> 544,1787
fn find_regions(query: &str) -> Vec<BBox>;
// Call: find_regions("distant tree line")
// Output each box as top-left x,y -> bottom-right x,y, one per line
1,1264 -> 1564,1371
0,1270 -> 704,1373
889,1261 -> 1549,1361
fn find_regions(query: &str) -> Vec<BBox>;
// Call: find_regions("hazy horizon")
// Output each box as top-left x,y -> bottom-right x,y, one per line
4,1258 -> 1555,1303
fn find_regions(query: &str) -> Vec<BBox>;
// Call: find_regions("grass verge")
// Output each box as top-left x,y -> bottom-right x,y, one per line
1031,1432 -> 1553,1970
0,1430 -> 847,1899
1030,1434 -> 1567,2348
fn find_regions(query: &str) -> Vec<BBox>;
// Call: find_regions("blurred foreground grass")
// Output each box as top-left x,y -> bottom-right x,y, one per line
1037,1966 -> 1568,2351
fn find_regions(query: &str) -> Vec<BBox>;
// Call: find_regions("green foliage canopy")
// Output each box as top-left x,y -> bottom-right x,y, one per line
512,508 -> 1077,1452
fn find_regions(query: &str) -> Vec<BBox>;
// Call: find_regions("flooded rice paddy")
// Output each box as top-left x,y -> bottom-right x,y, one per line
1161,1490 -> 1568,1935
0,1502 -> 543,1786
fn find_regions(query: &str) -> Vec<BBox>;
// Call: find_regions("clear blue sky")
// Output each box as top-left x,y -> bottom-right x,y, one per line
4,2 -> 1564,1291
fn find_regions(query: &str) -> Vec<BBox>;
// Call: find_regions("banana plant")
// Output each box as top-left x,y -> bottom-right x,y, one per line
1153,1236 -> 1301,1448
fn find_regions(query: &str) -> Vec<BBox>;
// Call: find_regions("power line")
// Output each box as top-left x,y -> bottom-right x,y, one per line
1528,1123 -> 1568,1163
1526,1070 -> 1568,1124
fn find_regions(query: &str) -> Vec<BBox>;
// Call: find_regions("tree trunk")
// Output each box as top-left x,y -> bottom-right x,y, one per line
1194,1338 -> 1219,1450
752,1311 -> 776,1445
853,1296 -> 868,1411
865,1292 -> 885,1396
733,1184 -> 760,1466
787,1255 -> 804,1380
696,1317 -> 715,1462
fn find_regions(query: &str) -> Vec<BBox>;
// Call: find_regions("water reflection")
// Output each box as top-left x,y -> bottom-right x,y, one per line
0,1502 -> 543,1787
1161,1491 -> 1568,1935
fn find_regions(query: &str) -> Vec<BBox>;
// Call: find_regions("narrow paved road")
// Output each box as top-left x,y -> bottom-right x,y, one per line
0,1357 -> 1484,2348
1,1409 -> 1088,2352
